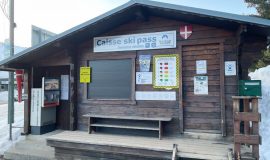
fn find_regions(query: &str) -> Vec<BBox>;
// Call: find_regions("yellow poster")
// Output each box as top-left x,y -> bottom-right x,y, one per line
80,67 -> 91,83
153,54 -> 179,89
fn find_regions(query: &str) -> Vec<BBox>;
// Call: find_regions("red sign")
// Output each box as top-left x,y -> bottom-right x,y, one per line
180,25 -> 192,39
15,70 -> 24,103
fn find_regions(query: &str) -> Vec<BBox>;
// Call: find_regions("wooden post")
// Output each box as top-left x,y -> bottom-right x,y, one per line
23,69 -> 30,134
69,64 -> 75,130
233,98 -> 241,159
159,120 -> 162,140
232,96 -> 261,160
88,117 -> 92,134
251,98 -> 259,159
219,43 -> 226,137
69,47 -> 78,131
243,99 -> 250,134
178,46 -> 183,134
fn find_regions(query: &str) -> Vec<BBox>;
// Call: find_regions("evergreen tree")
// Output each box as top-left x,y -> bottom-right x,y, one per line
245,0 -> 270,19
245,0 -> 270,70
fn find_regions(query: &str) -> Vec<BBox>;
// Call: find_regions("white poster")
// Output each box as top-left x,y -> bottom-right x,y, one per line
194,76 -> 208,95
31,88 -> 42,126
136,72 -> 152,84
135,91 -> 176,101
94,31 -> 176,52
139,55 -> 151,72
225,61 -> 236,76
61,75 -> 69,100
196,60 -> 207,74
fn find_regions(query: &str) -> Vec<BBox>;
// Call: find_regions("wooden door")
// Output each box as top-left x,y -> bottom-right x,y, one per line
182,44 -> 221,133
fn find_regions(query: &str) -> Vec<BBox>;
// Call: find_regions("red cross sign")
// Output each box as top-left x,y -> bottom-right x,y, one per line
180,25 -> 192,39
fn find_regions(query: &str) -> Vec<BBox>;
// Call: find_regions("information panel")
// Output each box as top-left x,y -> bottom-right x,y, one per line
194,76 -> 208,95
80,67 -> 91,83
153,54 -> 179,89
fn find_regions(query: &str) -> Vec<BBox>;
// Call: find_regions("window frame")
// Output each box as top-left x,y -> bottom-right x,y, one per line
86,53 -> 136,105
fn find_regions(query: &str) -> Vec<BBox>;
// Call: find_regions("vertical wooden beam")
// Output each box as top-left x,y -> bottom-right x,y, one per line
178,45 -> 183,134
252,98 -> 259,159
68,47 -> 78,131
88,117 -> 92,134
220,43 -> 226,136
131,57 -> 136,102
69,64 -> 76,130
22,69 -> 30,134
159,120 -> 162,140
243,99 -> 250,134
233,98 -> 241,159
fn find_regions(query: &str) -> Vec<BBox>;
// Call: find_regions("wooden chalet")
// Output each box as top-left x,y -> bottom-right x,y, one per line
1,0 -> 270,159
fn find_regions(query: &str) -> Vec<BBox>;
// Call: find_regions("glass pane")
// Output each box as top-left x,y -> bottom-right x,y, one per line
88,59 -> 132,99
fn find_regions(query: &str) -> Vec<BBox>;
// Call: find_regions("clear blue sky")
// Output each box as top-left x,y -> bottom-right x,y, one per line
0,0 -> 257,47
155,0 -> 256,15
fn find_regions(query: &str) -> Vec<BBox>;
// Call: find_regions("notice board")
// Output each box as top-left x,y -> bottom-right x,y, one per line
153,54 -> 179,89
80,67 -> 91,83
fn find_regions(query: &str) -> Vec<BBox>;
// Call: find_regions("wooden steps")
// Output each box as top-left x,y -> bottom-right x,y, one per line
47,131 -> 234,160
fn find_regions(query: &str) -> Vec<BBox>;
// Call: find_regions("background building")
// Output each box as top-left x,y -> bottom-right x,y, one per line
31,25 -> 56,47
0,40 -> 25,91
0,26 -> 55,91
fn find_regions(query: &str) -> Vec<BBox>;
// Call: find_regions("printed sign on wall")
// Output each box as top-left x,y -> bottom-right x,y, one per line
61,75 -> 69,100
196,60 -> 207,74
225,61 -> 236,76
153,54 -> 179,89
135,91 -> 176,101
94,31 -> 176,52
80,67 -> 91,83
139,55 -> 151,72
194,76 -> 208,95
136,72 -> 152,84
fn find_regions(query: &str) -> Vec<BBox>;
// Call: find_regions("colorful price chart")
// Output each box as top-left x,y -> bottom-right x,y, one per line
153,54 -> 179,88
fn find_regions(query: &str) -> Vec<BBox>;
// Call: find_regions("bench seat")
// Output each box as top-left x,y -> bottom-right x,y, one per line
83,113 -> 172,140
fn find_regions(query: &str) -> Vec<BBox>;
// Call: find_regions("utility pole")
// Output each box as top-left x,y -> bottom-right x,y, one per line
8,0 -> 14,141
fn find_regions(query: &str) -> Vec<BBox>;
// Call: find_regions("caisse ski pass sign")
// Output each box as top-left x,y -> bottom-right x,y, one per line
180,25 -> 192,39
93,31 -> 176,52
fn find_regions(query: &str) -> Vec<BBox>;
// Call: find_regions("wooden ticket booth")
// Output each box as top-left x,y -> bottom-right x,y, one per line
0,0 -> 269,159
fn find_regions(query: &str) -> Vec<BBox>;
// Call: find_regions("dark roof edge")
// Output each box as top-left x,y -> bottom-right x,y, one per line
0,0 -> 137,66
1,0 -> 270,66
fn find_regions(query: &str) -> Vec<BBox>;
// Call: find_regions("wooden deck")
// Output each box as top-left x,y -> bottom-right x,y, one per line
47,131 -> 234,160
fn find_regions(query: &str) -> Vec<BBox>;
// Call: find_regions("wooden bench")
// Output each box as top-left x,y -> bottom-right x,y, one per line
83,114 -> 172,140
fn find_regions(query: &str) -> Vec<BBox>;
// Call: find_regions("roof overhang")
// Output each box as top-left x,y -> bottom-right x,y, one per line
1,0 -> 270,68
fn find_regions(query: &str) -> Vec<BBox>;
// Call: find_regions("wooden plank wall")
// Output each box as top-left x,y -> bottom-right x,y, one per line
76,16 -> 239,136
224,38 -> 239,135
182,44 -> 221,132
32,66 -> 71,130
32,49 -> 77,130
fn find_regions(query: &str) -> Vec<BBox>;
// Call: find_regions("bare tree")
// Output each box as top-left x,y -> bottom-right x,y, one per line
0,0 -> 9,19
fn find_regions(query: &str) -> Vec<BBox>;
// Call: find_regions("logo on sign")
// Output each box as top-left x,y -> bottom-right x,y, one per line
180,25 -> 192,39
159,34 -> 172,45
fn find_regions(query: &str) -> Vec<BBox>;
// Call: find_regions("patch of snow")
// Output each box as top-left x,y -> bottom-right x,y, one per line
249,65 -> 270,160
0,72 -> 8,79
0,101 -> 24,155
0,90 -> 18,102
